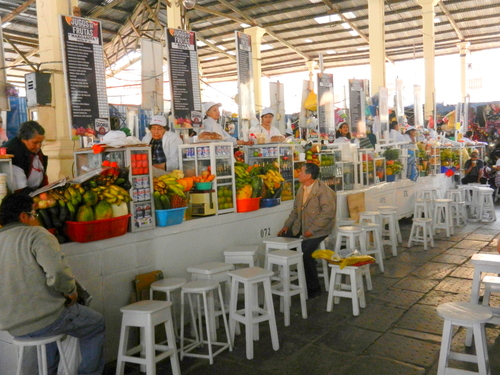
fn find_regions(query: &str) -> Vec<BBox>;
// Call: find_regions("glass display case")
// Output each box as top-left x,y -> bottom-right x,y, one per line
179,142 -> 236,215
318,151 -> 335,191
74,146 -> 155,232
333,162 -> 355,191
358,150 -> 375,187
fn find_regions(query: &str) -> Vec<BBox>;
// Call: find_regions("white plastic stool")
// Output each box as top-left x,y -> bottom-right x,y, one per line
13,334 -> 70,375
482,275 -> 500,307
262,237 -> 303,268
433,199 -> 454,237
414,198 -> 432,219
228,267 -> 279,360
477,187 -> 496,222
459,185 -> 480,221
407,218 -> 434,250
326,264 -> 366,316
358,211 -> 381,225
180,280 -> 232,364
334,226 -> 367,255
445,189 -> 467,226
421,187 -> 440,200
378,209 -> 400,256
224,245 -> 259,268
150,278 -> 187,337
116,300 -> 180,375
265,249 -> 308,327
437,302 -> 492,375
317,239 -> 330,290
354,222 -> 385,273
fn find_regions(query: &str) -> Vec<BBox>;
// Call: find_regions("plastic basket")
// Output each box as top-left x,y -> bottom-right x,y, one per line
260,198 -> 280,208
195,182 -> 212,190
236,197 -> 260,213
156,207 -> 187,227
64,214 -> 131,243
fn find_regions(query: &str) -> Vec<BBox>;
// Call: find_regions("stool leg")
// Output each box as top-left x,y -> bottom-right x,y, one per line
244,278 -> 254,359
389,219 -> 398,256
421,223 -> 428,251
473,323 -> 490,375
297,261 -> 308,320
372,228 -> 385,273
252,283 -> 260,342
15,346 -> 24,375
55,339 -> 70,375
217,284 -> 232,352
326,268 -> 336,312
202,291 -> 214,365
321,259 -> 330,290
164,317 -> 181,375
483,285 -> 492,306
350,271 -> 360,316
437,320 -> 453,374
116,321 -> 130,375
144,319 -> 156,375
361,265 -> 372,291
229,279 -> 238,344
283,261 -> 291,327
39,344 -> 48,375
357,270 -> 366,309
407,222 -> 416,248
263,279 -> 279,352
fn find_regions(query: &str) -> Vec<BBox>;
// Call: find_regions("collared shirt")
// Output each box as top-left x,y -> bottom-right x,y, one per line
302,180 -> 317,206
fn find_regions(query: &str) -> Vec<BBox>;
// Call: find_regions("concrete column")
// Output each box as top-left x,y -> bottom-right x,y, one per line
457,42 -> 470,101
417,0 -> 439,122
306,60 -> 315,91
36,0 -> 78,182
368,0 -> 386,96
244,27 -> 266,113
167,0 -> 183,29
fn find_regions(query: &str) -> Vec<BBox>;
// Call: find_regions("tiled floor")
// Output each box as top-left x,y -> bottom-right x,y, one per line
104,210 -> 500,375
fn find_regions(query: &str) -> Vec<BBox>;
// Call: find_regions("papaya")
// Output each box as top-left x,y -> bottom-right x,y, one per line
77,205 -> 95,222
250,176 -> 262,198
83,190 -> 98,206
94,200 -> 113,220
111,202 -> 129,217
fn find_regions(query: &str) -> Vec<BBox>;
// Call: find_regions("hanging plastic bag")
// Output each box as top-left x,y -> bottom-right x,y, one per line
304,90 -> 317,111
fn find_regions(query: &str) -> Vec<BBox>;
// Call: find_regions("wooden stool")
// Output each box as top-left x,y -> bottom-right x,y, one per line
150,278 -> 187,338
180,280 -> 232,364
358,211 -> 381,226
433,199 -> 454,237
414,198 -> 432,219
13,334 -> 70,375
477,187 -> 496,222
262,237 -> 303,269
458,185 -> 479,221
354,222 -> 385,273
224,245 -> 259,268
378,208 -> 400,256
326,264 -> 366,316
116,300 -> 180,375
407,218 -> 434,250
482,275 -> 500,307
437,302 -> 492,375
334,226 -> 366,255
265,249 -> 308,327
228,267 -> 279,360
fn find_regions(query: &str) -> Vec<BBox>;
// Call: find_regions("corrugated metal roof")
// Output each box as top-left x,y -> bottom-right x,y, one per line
1,0 -> 499,86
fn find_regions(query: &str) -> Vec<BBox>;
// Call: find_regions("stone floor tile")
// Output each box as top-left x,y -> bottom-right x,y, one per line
411,262 -> 457,280
395,304 -> 443,335
370,289 -> 424,309
350,304 -> 405,332
315,324 -> 381,354
343,355 -> 426,375
418,290 -> 470,306
453,239 -> 489,250
466,233 -> 496,241
431,253 -> 469,265
392,276 -> 439,293
449,266 -> 475,279
434,277 -> 473,294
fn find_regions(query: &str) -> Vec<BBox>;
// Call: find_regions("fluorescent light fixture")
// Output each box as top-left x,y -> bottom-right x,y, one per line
349,30 -> 359,37
356,47 -> 369,51
342,12 -> 355,19
314,14 -> 341,24
309,0 -> 323,3
434,17 -> 441,23
218,45 -> 227,50
2,22 -> 11,28
228,51 -> 236,55
240,23 -> 251,28
221,36 -> 234,41
341,22 -> 350,29
196,41 -> 207,47
326,50 -> 336,54
305,39 -> 313,43
207,39 -> 216,44
204,56 -> 219,61
260,44 -> 273,51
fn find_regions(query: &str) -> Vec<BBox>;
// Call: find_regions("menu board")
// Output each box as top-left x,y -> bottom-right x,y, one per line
317,73 -> 334,139
60,16 -> 109,138
236,31 -> 256,138
166,28 -> 203,129
348,79 -> 366,137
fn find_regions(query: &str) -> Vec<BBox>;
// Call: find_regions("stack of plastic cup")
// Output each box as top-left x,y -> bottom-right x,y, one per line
0,174 -> 7,204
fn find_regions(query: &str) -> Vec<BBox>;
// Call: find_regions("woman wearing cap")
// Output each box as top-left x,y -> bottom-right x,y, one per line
403,126 -> 417,143
4,120 -> 48,194
249,107 -> 283,142
142,114 -> 183,174
333,122 -> 351,144
201,102 -> 253,146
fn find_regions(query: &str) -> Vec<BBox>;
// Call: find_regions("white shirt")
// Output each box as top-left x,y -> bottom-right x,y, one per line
390,129 -> 406,142
248,125 -> 282,142
142,130 -> 183,172
11,155 -> 44,191
200,117 -> 237,146
333,137 -> 350,144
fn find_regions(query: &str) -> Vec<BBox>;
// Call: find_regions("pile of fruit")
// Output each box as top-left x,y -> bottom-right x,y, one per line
33,163 -> 132,237
217,186 -> 234,210
153,170 -> 191,210
234,162 -> 262,200
192,170 -> 215,183
280,181 -> 293,201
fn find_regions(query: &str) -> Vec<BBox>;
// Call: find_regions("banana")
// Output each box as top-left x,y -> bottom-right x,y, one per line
67,186 -> 77,197
156,181 -> 166,189
158,176 -> 176,183
168,185 -> 186,198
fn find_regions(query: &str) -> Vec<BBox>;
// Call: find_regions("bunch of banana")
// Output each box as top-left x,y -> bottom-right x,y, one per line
101,184 -> 132,206
312,249 -> 335,261
258,169 -> 285,195
234,164 -> 252,190
153,176 -> 185,198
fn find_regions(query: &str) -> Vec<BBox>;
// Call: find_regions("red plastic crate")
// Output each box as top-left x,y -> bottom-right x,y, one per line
64,214 -> 131,243
236,197 -> 260,213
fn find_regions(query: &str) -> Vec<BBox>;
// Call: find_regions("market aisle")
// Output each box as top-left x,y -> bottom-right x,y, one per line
104,209 -> 500,375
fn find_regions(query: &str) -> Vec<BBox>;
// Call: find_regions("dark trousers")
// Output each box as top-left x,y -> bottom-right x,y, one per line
461,175 -> 487,185
280,229 -> 327,292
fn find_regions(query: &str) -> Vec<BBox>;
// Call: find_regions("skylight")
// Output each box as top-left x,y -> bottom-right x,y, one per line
314,14 -> 341,24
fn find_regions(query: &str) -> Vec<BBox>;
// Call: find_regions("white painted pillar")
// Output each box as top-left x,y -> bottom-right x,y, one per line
36,0 -> 78,182
167,0 -> 183,29
417,0 -> 439,122
457,42 -> 470,101
244,27 -> 266,113
368,0 -> 386,96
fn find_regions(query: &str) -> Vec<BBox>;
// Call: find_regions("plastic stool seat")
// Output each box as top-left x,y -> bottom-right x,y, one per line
224,246 -> 259,268
437,302 -> 492,375
228,267 -> 279,359
13,334 -> 70,375
326,264 -> 366,316
482,275 -> 500,307
378,209 -> 401,256
116,300 -> 180,375
433,199 -> 454,237
354,222 -> 384,273
408,218 -> 434,250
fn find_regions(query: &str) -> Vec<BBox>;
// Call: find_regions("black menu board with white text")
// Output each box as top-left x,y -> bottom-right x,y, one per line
348,79 -> 366,137
166,28 -> 203,129
60,15 -> 109,138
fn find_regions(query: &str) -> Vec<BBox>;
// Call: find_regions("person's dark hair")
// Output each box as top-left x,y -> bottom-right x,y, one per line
389,122 -> 399,131
465,130 -> 473,138
304,163 -> 320,180
335,130 -> 351,139
18,121 -> 45,141
0,194 -> 33,226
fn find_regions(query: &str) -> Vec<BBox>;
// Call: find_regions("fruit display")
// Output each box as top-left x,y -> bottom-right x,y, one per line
33,164 -> 132,238
234,162 -> 263,200
153,170 -> 189,210
305,149 -> 320,165
281,181 -> 293,201
192,168 -> 215,183
217,186 -> 234,210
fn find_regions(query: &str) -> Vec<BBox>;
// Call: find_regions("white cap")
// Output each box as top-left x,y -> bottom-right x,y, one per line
150,115 -> 167,127
261,107 -> 275,116
405,126 -> 416,132
337,121 -> 347,130
203,102 -> 222,114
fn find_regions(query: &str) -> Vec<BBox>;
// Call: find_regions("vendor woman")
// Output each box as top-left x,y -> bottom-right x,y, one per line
201,102 -> 253,146
249,107 -> 282,142
142,114 -> 183,174
5,121 -> 48,194
333,122 -> 351,144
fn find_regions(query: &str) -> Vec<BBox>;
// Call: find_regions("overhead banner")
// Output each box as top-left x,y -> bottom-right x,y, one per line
270,81 -> 285,134
236,31 -> 256,140
141,39 -> 163,112
379,86 -> 389,139
166,28 -> 203,129
317,73 -> 334,139
414,85 -> 423,128
60,15 -> 109,138
348,79 -> 366,137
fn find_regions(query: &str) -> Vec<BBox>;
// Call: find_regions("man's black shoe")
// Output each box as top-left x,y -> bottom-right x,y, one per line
308,288 -> 322,299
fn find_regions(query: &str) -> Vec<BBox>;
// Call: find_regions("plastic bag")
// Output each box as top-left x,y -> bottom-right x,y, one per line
312,249 -> 375,269
101,131 -> 143,148
304,90 -> 317,111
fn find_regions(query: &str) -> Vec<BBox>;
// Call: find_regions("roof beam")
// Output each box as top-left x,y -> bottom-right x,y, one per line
438,0 -> 465,41
1,0 -> 36,25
